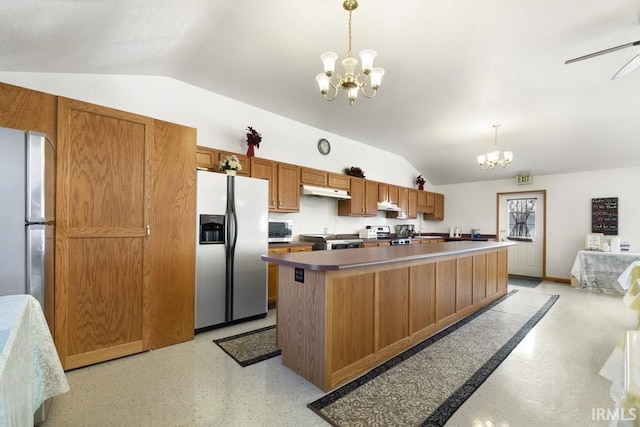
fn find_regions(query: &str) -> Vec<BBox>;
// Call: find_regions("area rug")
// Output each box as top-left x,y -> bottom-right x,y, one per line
213,325 -> 280,367
508,275 -> 543,288
308,290 -> 558,426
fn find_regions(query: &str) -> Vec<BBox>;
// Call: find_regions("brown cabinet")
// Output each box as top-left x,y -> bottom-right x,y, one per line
55,97 -> 196,370
338,177 -> 378,216
408,189 -> 418,219
251,158 -> 300,212
423,192 -> 445,221
300,167 -> 328,187
301,167 -> 351,191
196,146 -> 250,176
363,241 -> 391,248
328,173 -> 350,190
267,244 -> 312,307
251,157 -> 278,210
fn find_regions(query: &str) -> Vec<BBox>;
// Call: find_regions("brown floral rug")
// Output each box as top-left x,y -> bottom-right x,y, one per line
213,325 -> 280,367
308,290 -> 558,426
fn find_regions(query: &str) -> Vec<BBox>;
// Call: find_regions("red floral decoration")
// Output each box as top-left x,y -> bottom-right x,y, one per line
245,126 -> 262,158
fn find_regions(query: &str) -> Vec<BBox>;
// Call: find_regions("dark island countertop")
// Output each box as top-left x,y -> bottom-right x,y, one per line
261,240 -> 515,271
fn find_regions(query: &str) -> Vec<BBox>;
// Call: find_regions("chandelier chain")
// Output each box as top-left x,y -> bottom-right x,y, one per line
347,11 -> 353,58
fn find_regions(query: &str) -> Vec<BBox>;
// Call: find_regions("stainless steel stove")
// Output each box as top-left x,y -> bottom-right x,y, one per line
300,234 -> 364,250
365,225 -> 412,246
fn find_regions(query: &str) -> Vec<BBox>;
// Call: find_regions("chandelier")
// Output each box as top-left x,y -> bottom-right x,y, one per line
315,0 -> 385,106
477,124 -> 513,169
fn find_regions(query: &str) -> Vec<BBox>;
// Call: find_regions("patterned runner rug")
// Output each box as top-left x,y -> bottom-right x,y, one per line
213,325 -> 280,367
308,290 -> 558,426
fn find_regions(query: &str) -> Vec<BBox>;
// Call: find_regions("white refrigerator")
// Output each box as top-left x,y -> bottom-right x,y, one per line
195,171 -> 269,331
0,127 -> 55,328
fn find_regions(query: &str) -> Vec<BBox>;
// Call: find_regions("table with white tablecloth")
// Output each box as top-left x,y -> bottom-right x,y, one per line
571,251 -> 640,294
0,294 -> 69,426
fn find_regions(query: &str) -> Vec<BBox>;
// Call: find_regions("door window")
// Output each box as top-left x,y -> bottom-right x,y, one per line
507,198 -> 536,242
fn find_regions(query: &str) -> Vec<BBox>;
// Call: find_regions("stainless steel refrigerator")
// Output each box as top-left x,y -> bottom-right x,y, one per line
195,170 -> 268,331
0,127 -> 55,329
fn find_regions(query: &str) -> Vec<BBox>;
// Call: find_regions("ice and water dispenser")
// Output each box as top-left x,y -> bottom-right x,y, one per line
199,214 -> 225,244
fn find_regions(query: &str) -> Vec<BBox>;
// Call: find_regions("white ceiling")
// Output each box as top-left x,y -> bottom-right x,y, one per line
2,0 -> 640,185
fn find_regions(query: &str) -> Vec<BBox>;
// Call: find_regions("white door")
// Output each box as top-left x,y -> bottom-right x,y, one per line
498,192 -> 544,278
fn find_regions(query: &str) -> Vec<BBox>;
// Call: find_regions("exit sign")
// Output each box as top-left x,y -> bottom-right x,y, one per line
516,174 -> 532,185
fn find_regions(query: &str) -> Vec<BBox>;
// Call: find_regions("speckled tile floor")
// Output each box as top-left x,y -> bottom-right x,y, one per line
42,283 -> 637,427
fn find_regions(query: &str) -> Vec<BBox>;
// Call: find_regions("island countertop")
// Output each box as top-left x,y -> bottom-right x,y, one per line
261,240 -> 515,271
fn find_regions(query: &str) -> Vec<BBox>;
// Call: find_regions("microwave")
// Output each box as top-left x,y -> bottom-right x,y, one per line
268,219 -> 293,243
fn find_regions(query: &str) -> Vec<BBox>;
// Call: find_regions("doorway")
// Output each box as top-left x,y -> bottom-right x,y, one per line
497,190 -> 546,278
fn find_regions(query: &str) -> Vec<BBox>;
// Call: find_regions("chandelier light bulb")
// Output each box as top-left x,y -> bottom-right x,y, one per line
316,73 -> 330,94
359,49 -> 377,74
321,52 -> 338,76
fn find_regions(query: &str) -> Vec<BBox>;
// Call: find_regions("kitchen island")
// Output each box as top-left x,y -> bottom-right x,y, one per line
262,240 -> 515,391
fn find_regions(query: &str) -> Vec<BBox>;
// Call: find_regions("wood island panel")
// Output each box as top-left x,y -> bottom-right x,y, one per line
377,268 -> 410,351
487,251 -> 498,296
267,241 -> 514,391
329,273 -> 376,372
435,259 -> 456,322
473,254 -> 487,303
409,263 -> 436,334
456,256 -> 473,312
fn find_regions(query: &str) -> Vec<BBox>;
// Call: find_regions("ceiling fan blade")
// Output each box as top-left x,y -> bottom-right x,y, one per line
565,40 -> 640,64
612,54 -> 640,80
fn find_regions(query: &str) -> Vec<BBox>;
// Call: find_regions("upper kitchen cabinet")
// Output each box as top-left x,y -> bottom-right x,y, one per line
338,177 -> 377,216
196,146 -> 250,176
300,167 -> 351,191
408,189 -> 418,219
251,157 -> 300,212
0,82 -> 57,144
55,97 -> 196,370
251,157 -> 278,210
423,192 -> 445,221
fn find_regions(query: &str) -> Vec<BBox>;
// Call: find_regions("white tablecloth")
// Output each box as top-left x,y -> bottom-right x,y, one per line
571,251 -> 640,294
0,295 -> 69,426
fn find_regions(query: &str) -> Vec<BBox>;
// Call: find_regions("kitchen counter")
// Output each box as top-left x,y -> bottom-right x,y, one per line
262,240 -> 512,271
266,240 -> 514,391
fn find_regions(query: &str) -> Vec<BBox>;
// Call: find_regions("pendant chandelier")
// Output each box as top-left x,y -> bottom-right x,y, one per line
315,0 -> 385,106
477,124 -> 513,169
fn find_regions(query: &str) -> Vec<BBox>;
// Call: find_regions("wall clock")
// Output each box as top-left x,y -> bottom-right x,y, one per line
317,138 -> 331,155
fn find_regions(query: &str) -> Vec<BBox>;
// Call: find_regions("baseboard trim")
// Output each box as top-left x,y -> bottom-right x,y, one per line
544,276 -> 571,284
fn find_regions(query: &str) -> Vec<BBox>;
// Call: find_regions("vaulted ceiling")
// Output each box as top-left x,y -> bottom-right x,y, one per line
2,0 -> 640,184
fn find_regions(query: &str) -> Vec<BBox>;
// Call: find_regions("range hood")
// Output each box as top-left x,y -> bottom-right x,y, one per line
301,185 -> 351,200
377,201 -> 401,212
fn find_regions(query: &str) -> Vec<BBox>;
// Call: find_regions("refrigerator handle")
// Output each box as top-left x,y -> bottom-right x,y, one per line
225,175 -> 238,321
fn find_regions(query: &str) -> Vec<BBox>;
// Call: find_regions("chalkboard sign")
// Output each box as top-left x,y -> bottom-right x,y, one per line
592,197 -> 618,235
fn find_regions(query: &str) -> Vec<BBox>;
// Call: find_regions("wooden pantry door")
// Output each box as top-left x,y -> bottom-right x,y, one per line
56,97 -> 153,369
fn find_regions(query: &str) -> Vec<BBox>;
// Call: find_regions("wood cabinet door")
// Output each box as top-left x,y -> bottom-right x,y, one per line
434,193 -> 444,220
250,157 -> 277,210
56,97 -> 152,370
276,163 -> 300,212
196,146 -> 216,170
408,189 -> 418,219
328,173 -> 350,190
417,190 -> 428,212
364,180 -> 379,216
339,177 -> 365,215
148,120 -> 196,349
397,187 -> 409,217
378,183 -> 389,203
300,167 -> 328,187
388,185 -> 399,205
426,192 -> 435,213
